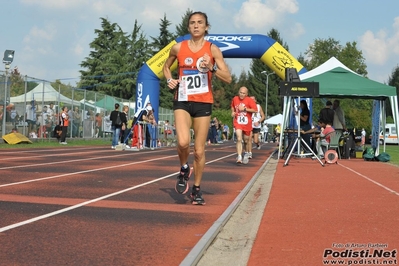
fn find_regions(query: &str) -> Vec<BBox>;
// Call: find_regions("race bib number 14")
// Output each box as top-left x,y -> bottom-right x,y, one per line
237,115 -> 248,125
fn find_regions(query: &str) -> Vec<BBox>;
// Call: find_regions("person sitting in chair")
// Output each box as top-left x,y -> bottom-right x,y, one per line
318,122 -> 335,157
301,120 -> 334,158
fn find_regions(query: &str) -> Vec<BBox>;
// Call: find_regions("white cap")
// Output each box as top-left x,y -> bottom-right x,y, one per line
146,106 -> 152,111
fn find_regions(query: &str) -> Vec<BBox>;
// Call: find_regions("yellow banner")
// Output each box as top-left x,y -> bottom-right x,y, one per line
146,41 -> 178,79
260,42 -> 304,80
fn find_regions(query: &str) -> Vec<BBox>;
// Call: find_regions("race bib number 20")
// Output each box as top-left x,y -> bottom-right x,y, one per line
178,73 -> 209,101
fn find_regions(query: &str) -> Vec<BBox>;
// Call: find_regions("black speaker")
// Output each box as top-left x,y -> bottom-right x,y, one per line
285,68 -> 301,82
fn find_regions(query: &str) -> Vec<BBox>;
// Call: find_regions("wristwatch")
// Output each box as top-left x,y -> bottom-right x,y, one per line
167,78 -> 172,83
211,65 -> 217,73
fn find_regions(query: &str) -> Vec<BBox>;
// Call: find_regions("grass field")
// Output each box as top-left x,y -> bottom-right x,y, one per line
382,145 -> 399,166
1,138 -> 398,166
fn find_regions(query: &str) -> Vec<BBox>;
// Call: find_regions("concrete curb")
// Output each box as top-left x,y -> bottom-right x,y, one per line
180,153 -> 278,266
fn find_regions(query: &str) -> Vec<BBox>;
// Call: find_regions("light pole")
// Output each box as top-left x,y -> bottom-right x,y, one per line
2,50 -> 15,136
261,71 -> 275,121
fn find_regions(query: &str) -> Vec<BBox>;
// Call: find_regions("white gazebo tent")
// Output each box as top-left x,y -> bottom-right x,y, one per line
10,82 -> 74,105
265,114 -> 283,125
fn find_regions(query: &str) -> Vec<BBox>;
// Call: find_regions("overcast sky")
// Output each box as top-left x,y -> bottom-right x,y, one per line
1,0 -> 399,85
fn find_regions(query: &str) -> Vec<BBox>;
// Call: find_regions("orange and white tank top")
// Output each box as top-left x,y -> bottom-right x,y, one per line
175,40 -> 214,103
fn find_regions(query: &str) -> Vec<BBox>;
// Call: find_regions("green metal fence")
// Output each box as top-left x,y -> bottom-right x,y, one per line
0,73 -> 174,140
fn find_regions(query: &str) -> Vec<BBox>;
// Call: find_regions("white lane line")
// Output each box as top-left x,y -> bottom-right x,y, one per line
0,154 -> 176,187
0,146 -> 104,157
0,148 -> 109,161
339,163 -> 399,196
0,148 -> 168,170
0,153 -> 235,233
0,153 -> 127,170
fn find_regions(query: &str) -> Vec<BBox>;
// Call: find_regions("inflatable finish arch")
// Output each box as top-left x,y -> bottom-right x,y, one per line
136,34 -> 306,121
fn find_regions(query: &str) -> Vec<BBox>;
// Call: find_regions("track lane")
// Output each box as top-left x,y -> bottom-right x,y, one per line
0,142 -> 274,265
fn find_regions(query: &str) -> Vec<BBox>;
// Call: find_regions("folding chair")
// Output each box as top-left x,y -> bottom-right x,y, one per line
327,131 -> 342,159
315,130 -> 342,164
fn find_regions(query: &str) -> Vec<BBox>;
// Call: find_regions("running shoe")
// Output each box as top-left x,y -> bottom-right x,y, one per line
236,155 -> 242,164
175,164 -> 192,194
243,152 -> 249,164
248,152 -> 253,159
257,143 -> 261,150
190,186 -> 205,205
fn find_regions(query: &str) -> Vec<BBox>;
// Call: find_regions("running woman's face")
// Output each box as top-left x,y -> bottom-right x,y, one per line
188,14 -> 208,37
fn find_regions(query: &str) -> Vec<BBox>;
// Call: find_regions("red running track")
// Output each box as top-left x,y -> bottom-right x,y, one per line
248,156 -> 399,265
0,142 -> 275,265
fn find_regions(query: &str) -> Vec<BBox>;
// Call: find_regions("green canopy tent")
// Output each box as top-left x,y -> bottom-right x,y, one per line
94,96 -> 120,111
279,57 -> 398,159
301,67 -> 397,100
94,97 -> 135,115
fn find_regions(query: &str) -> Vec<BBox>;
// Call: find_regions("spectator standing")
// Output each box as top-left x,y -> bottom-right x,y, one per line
299,99 -> 311,151
132,103 -> 151,149
132,110 -> 142,149
38,105 -> 50,138
263,123 -> 269,142
361,128 -> 366,147
105,110 -> 112,127
222,123 -> 229,141
143,103 -> 156,148
95,113 -> 103,138
10,104 -> 19,126
275,123 -> 281,144
67,107 -> 74,137
110,103 -> 126,149
164,120 -> 172,140
319,100 -> 334,126
144,106 -> 157,149
172,121 -> 176,136
47,103 -> 55,118
26,99 -> 37,134
59,106 -> 69,144
72,106 -> 82,138
119,105 -> 129,145
333,100 -> 346,134
47,103 -> 55,128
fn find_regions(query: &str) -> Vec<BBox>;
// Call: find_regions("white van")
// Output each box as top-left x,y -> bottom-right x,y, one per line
379,123 -> 398,145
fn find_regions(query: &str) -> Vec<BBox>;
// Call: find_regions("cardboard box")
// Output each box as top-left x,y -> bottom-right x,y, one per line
356,151 -> 363,159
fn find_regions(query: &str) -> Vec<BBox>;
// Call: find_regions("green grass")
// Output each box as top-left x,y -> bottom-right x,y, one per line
382,145 -> 399,166
2,138 -> 399,166
0,138 -> 111,149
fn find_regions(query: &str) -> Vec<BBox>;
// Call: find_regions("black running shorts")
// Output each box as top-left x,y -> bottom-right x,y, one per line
252,128 -> 261,133
173,101 -> 212,118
